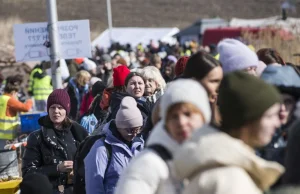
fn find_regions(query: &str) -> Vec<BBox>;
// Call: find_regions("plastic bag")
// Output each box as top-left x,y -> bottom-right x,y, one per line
80,114 -> 98,134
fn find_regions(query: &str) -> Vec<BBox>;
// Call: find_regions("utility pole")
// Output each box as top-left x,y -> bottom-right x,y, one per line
46,0 -> 62,89
106,0 -> 113,45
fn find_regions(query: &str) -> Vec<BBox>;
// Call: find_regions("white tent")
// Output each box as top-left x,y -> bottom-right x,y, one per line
230,16 -> 300,33
92,27 -> 180,48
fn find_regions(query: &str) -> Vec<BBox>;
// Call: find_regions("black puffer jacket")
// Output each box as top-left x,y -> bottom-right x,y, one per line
283,119 -> 300,185
22,116 -> 88,193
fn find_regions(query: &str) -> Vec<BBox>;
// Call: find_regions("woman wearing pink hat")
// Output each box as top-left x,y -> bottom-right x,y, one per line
85,96 -> 144,194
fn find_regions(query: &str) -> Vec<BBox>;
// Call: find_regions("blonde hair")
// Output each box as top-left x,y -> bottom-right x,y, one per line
151,54 -> 161,64
139,66 -> 166,90
166,102 -> 204,122
76,70 -> 91,86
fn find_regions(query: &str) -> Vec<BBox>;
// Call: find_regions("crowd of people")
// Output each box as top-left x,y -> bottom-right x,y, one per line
0,37 -> 300,194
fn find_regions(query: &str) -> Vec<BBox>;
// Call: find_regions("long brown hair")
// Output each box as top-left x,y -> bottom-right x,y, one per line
257,48 -> 285,66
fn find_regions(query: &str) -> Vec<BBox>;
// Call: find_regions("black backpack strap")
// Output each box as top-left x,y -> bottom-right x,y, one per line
148,144 -> 172,161
101,137 -> 113,176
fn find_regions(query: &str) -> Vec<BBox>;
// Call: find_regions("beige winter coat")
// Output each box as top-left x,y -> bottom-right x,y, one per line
173,126 -> 285,194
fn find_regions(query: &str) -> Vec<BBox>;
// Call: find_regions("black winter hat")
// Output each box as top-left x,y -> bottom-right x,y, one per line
218,71 -> 280,131
20,173 -> 52,194
92,81 -> 106,97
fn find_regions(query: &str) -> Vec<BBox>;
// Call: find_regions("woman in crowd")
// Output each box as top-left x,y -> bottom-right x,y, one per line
80,77 -> 102,117
106,71 -> 151,121
98,67 -> 150,135
138,66 -> 166,140
124,72 -> 146,101
22,89 -> 88,194
217,39 -> 259,76
183,51 -> 223,125
173,71 -> 284,194
84,96 -> 144,194
115,79 -> 211,194
123,72 -> 151,121
67,70 -> 91,120
257,48 -> 286,66
139,66 -> 166,106
260,65 -> 300,165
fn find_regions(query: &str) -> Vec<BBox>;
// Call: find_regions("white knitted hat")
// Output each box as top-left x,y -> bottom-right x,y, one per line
160,79 -> 211,123
218,39 -> 259,74
83,58 -> 97,71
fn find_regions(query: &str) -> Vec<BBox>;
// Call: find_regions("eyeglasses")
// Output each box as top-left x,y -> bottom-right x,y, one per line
122,127 -> 142,135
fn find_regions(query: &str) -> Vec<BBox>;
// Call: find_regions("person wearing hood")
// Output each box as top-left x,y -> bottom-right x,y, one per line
173,71 -> 284,194
22,89 -> 88,194
218,38 -> 259,76
260,65 -> 300,165
114,79 -> 211,194
67,70 -> 91,120
84,96 -> 144,194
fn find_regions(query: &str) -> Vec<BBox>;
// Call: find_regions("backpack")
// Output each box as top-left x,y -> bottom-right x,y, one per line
73,135 -> 112,194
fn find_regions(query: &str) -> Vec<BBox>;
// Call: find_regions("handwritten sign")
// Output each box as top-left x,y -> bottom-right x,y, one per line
14,20 -> 91,62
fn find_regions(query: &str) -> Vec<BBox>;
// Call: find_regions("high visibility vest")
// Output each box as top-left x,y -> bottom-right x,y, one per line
0,95 -> 19,140
28,68 -> 43,93
33,76 -> 53,100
